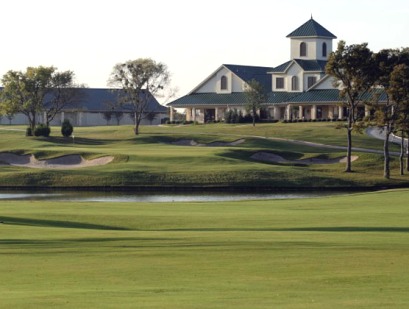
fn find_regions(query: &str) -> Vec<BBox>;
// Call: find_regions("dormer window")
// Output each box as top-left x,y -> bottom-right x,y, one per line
276,77 -> 285,89
300,42 -> 307,57
322,42 -> 327,57
221,75 -> 228,90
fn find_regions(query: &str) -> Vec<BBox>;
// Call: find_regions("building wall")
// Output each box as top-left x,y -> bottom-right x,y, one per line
290,37 -> 333,61
195,67 -> 244,94
4,112 -> 168,127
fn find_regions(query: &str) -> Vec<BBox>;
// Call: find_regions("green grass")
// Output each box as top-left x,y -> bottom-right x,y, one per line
1,189 -> 409,308
0,123 -> 408,188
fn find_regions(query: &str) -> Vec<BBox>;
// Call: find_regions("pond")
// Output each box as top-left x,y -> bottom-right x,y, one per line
0,190 -> 357,203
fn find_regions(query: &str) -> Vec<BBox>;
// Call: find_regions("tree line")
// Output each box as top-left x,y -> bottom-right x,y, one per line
0,58 -> 171,136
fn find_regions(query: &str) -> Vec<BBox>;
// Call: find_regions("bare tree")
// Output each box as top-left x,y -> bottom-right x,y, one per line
44,71 -> 86,126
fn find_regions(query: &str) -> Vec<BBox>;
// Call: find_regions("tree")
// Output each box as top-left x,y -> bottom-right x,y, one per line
104,99 -> 124,125
326,41 -> 377,172
102,111 -> 113,125
1,66 -> 55,132
145,112 -> 157,125
388,63 -> 409,175
371,49 -> 401,179
243,79 -> 267,127
44,71 -> 86,126
108,58 -> 170,135
0,66 -> 84,132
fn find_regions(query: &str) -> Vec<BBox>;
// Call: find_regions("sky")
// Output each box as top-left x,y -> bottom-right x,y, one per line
1,0 -> 409,103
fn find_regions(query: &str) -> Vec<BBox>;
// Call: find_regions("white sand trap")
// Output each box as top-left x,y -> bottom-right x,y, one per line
251,152 -> 358,165
0,153 -> 114,169
171,139 -> 245,147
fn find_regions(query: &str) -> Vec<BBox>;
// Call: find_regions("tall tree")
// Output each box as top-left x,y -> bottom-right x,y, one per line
243,79 -> 267,127
108,58 -> 170,135
371,49 -> 401,179
1,66 -> 55,132
388,63 -> 409,175
326,41 -> 377,172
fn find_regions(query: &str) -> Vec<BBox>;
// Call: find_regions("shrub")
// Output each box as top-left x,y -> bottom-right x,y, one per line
61,119 -> 73,137
26,127 -> 32,136
34,124 -> 50,137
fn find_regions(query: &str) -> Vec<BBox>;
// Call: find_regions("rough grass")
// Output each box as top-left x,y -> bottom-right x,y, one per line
1,189 -> 409,308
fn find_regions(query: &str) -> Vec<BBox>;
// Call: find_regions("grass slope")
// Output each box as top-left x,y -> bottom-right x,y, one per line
0,123 -> 408,188
1,189 -> 409,308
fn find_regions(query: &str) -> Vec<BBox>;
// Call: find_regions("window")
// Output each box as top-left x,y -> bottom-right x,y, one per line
307,76 -> 317,88
291,76 -> 299,91
276,77 -> 285,89
221,76 -> 228,90
300,42 -> 307,57
322,42 -> 327,57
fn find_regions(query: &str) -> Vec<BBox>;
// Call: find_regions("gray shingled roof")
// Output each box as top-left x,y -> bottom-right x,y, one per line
287,18 -> 337,39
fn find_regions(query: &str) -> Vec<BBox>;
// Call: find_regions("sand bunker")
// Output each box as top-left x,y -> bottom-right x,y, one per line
0,153 -> 114,169
251,152 -> 358,165
171,139 -> 245,147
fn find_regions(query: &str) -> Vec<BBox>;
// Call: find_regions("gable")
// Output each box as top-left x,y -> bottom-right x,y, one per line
191,64 -> 273,94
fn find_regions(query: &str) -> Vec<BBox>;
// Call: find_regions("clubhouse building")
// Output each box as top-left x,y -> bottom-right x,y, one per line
167,18 -> 377,123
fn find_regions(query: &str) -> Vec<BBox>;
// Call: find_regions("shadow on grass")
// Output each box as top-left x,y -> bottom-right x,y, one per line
0,216 -> 129,230
161,226 -> 409,233
218,149 -> 305,163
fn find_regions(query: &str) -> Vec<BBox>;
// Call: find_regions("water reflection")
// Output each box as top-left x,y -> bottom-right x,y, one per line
0,190 -> 350,202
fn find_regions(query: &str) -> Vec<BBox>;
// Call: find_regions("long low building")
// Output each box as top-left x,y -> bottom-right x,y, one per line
0,88 -> 169,126
167,18 -> 384,122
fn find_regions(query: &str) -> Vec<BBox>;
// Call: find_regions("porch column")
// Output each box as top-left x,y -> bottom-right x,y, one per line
285,104 -> 291,120
192,108 -> 196,122
299,105 -> 303,120
311,105 -> 317,120
338,106 -> 344,120
78,112 -> 83,126
273,106 -> 280,120
328,106 -> 334,119
365,105 -> 370,117
215,107 -> 219,121
61,112 -> 65,124
169,108 -> 174,122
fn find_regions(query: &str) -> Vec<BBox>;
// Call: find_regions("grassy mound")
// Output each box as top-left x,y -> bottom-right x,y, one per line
0,123 -> 408,188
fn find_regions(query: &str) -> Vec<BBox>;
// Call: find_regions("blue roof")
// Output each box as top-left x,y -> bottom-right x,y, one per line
267,92 -> 300,104
1,87 -> 167,113
168,92 -> 299,107
167,88 -> 389,107
269,61 -> 292,73
287,18 -> 337,39
271,59 -> 327,73
168,92 -> 247,106
70,88 -> 167,113
223,64 -> 274,91
287,89 -> 342,103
